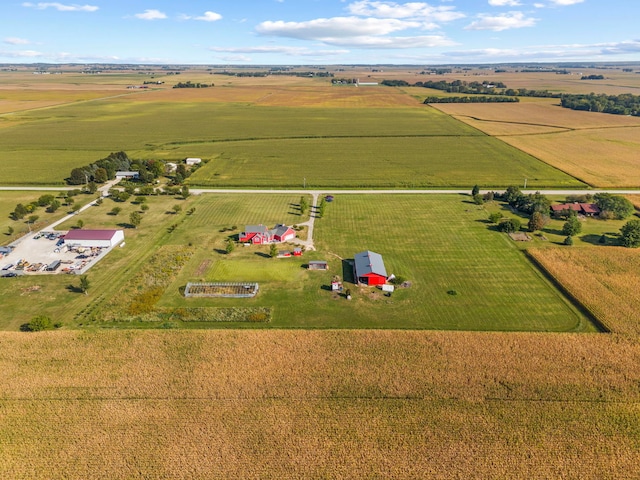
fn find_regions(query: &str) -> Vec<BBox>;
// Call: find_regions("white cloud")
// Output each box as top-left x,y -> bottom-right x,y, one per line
488,0 -> 521,5
548,0 -> 584,5
134,9 -> 167,20
4,37 -> 31,45
257,17 -> 420,40
465,11 -> 537,31
347,1 -> 465,22
195,11 -> 222,22
210,46 -> 348,56
0,49 -> 43,58
22,2 -> 98,12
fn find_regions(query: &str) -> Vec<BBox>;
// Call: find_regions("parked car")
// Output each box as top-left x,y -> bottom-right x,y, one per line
1,272 -> 18,278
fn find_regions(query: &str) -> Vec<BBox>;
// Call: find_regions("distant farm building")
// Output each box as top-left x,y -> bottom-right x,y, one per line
239,224 -> 296,244
551,203 -> 601,217
63,229 -> 124,248
115,171 -> 140,180
165,162 -> 177,172
354,250 -> 387,286
185,157 -> 202,166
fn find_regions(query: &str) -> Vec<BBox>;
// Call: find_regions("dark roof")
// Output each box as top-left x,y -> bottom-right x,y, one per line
354,250 -> 387,278
551,203 -> 582,212
63,229 -> 119,241
272,225 -> 292,237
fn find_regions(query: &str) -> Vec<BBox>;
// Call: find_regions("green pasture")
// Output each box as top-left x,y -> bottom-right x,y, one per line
0,97 -> 584,188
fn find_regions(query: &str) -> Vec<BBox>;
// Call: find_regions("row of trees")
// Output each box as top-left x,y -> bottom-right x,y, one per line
423,96 -> 518,104
560,93 -> 640,116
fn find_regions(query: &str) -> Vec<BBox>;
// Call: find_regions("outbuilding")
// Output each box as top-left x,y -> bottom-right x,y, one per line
185,157 -> 202,166
115,171 -> 140,179
63,229 -> 124,248
308,260 -> 328,271
354,250 -> 387,286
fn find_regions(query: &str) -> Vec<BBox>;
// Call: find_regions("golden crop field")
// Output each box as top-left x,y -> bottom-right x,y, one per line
528,247 -> 640,335
432,100 -> 640,187
1,329 -> 639,478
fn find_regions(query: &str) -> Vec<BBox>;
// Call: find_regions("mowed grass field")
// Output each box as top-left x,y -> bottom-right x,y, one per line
1,329 -> 639,478
135,194 -> 591,331
432,100 -> 640,187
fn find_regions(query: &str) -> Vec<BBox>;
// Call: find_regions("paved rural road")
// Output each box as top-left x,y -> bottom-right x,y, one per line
188,188 -> 640,195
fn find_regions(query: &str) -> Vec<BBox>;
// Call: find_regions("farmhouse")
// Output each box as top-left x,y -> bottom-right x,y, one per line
551,203 -> 601,217
239,224 -> 296,244
63,229 -> 125,248
354,250 -> 387,286
115,171 -> 139,180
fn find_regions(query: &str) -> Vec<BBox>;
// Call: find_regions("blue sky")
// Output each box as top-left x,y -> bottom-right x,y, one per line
1,0 -> 639,64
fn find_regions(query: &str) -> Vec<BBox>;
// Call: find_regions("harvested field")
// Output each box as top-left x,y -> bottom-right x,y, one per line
0,330 -> 639,478
432,101 -> 640,187
528,247 -> 640,335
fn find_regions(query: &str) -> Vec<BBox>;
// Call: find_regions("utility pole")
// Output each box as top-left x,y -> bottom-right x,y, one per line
303,177 -> 306,189
524,178 -> 527,189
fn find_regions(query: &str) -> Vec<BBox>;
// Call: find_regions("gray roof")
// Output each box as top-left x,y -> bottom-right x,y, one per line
271,225 -> 291,237
244,225 -> 269,234
354,250 -> 387,278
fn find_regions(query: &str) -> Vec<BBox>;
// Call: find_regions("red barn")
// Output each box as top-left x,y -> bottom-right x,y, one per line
354,250 -> 387,286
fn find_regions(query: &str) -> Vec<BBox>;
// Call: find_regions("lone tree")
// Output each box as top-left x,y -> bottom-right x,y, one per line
225,239 -> 235,254
562,216 -> 582,236
620,219 -> 640,248
471,184 -> 480,196
181,185 -> 190,199
498,218 -> 521,233
24,315 -> 53,332
172,204 -> 182,214
269,243 -> 278,258
488,212 -> 503,224
300,196 -> 308,214
564,235 -> 574,246
528,211 -> 546,232
79,275 -> 90,295
129,211 -> 142,228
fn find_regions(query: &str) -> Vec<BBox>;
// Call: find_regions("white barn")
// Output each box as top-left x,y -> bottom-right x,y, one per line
185,157 -> 202,166
63,229 -> 124,248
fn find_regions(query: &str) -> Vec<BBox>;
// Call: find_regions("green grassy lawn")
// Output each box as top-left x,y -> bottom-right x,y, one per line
0,194 -> 600,332
0,97 -> 584,188
154,194 -> 592,331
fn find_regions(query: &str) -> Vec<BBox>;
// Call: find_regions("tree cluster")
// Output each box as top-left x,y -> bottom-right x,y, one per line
172,81 -> 213,88
501,186 -> 551,216
594,193 -> 635,219
560,93 -> 640,116
67,152 -> 165,185
581,75 -> 605,80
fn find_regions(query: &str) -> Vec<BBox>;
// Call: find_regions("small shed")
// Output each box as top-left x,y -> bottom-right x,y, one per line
293,247 -> 303,257
308,260 -> 328,271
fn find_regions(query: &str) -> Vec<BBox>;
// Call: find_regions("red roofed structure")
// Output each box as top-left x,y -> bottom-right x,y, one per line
63,229 -> 125,248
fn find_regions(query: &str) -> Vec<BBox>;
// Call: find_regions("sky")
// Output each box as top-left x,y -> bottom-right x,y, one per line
1,0 -> 639,65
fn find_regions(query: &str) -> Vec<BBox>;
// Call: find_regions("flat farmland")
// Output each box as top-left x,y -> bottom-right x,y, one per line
0,329 -> 639,478
529,247 -> 640,335
146,194 -> 593,331
432,100 -> 640,187
0,95 -> 583,187
187,135 -> 580,188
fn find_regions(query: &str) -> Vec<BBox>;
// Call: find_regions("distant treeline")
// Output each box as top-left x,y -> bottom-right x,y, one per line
216,71 -> 333,78
560,93 -> 640,116
423,96 -> 519,104
381,78 -> 561,99
581,75 -> 605,80
173,81 -> 213,88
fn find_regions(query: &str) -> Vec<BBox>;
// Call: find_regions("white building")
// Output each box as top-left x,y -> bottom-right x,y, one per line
63,229 -> 125,248
185,158 -> 202,166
